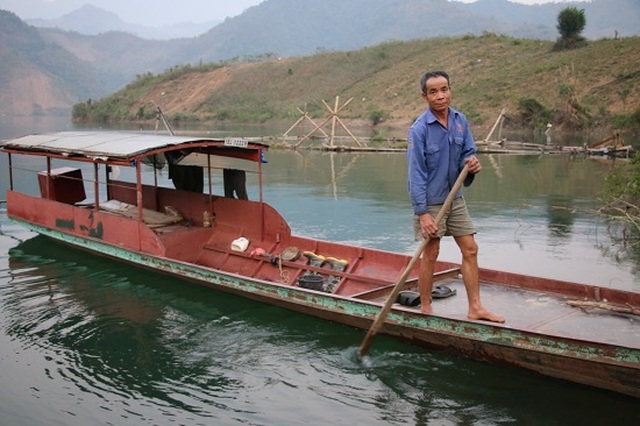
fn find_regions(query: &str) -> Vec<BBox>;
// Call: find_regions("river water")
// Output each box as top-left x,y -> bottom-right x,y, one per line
1,117 -> 638,425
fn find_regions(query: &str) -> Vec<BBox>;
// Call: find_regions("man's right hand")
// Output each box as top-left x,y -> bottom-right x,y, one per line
419,213 -> 438,238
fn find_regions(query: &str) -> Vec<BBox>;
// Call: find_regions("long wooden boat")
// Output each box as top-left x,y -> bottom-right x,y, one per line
2,131 -> 639,398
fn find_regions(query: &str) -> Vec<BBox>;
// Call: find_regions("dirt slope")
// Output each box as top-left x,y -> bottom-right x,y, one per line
4,68 -> 76,116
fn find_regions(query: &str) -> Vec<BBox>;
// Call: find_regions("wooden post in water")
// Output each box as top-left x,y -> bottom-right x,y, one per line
329,96 -> 340,148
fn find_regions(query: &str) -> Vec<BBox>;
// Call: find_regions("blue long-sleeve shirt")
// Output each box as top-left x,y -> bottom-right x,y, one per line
407,106 -> 476,216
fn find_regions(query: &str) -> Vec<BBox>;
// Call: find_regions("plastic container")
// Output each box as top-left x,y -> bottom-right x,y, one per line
231,237 -> 249,252
298,274 -> 324,291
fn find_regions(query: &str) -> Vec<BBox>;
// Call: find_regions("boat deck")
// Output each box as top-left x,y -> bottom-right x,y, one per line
150,220 -> 640,351
393,278 -> 640,349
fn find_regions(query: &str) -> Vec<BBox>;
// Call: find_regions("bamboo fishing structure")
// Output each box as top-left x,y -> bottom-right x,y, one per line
293,96 -> 365,149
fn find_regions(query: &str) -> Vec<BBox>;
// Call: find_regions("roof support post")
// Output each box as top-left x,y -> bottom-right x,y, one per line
94,163 -> 100,210
135,159 -> 143,223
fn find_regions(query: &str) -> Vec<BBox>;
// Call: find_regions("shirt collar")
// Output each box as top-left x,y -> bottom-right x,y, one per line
426,106 -> 457,125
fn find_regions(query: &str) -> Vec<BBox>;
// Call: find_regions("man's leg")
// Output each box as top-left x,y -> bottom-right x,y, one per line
454,234 -> 505,323
418,238 -> 440,313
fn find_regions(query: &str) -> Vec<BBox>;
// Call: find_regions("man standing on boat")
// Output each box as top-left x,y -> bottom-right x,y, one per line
407,70 -> 504,323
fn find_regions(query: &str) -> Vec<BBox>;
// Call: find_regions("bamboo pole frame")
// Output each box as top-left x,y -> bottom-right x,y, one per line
283,105 -> 329,138
293,96 -> 365,148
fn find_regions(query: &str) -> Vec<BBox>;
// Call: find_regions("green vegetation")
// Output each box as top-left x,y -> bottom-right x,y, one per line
368,108 -> 390,126
554,7 -> 588,50
602,156 -> 640,242
517,98 -> 552,128
72,34 -> 640,135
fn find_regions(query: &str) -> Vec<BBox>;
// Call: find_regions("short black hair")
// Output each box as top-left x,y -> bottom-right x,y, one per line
420,70 -> 450,93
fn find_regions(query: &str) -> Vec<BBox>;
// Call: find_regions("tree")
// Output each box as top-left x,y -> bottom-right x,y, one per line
553,7 -> 587,50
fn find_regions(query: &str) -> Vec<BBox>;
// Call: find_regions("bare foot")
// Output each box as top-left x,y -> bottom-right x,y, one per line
468,308 -> 505,323
420,303 -> 432,314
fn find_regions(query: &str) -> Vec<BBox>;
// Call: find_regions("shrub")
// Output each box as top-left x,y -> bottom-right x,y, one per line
553,7 -> 587,50
517,98 -> 552,127
368,108 -> 389,126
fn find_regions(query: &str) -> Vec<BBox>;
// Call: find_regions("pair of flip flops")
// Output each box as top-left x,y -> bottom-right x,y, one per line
396,285 -> 457,307
432,284 -> 457,299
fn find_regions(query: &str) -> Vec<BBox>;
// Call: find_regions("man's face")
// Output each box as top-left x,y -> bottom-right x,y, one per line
422,76 -> 451,113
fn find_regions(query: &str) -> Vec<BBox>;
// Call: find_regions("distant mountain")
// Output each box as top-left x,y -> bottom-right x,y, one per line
1,0 -> 638,116
0,10 -> 103,116
27,5 -> 127,35
17,0 -> 640,43
186,0 -> 507,60
26,4 -> 219,40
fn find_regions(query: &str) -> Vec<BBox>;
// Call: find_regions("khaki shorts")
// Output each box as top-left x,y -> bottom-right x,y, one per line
413,197 -> 476,240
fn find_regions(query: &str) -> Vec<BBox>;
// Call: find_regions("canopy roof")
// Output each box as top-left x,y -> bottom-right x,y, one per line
0,131 -> 267,164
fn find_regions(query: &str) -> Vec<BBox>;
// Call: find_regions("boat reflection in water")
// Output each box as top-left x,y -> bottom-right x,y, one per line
6,236 -> 239,408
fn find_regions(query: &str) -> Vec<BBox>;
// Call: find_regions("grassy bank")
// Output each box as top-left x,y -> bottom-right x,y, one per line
73,33 -> 640,136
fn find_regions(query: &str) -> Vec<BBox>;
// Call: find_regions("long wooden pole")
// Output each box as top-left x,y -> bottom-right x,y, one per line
156,104 -> 175,136
482,108 -> 506,142
329,96 -> 339,148
336,115 -> 365,147
283,114 -> 305,137
357,165 -> 470,357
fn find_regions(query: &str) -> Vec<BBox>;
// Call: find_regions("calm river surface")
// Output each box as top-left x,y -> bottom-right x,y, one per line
1,117 -> 638,425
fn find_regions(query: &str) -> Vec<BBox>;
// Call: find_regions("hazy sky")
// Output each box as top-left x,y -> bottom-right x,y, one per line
0,0 -> 576,26
0,0 -> 266,25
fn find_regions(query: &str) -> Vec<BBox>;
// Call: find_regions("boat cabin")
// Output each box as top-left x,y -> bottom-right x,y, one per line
0,131 -> 294,257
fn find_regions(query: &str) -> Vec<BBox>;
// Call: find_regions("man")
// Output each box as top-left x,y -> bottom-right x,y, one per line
407,70 -> 504,323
